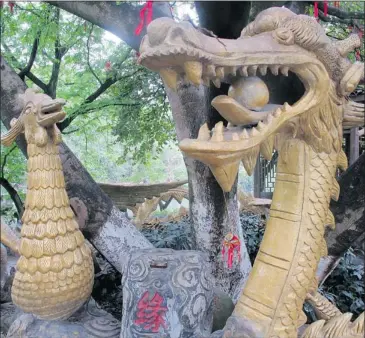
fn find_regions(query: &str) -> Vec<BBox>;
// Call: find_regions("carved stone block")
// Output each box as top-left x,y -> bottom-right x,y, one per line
6,298 -> 120,338
120,248 -> 214,337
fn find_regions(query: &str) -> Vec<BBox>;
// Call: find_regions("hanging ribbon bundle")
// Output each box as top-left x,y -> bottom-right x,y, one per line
222,233 -> 241,269
135,1 -> 153,36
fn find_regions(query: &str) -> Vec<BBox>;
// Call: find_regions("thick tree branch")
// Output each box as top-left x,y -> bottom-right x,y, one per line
47,7 -> 62,99
1,42 -> 50,94
58,68 -> 142,131
318,9 -> 355,25
18,32 -> 41,80
49,1 -> 172,51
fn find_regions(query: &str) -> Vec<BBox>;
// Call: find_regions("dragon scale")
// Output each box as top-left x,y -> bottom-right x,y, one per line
235,142 -> 338,337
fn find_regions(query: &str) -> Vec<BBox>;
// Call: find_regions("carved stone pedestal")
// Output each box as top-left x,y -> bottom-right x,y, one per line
120,248 -> 214,337
6,299 -> 120,338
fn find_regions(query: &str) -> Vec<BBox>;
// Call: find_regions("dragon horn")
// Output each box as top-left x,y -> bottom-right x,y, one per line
1,118 -> 24,147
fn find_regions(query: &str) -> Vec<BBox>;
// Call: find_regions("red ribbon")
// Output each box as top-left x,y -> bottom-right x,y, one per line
8,1 -> 14,13
314,2 -> 319,21
356,49 -> 361,61
135,1 -> 153,36
222,233 -> 241,269
323,1 -> 328,16
334,1 -> 340,8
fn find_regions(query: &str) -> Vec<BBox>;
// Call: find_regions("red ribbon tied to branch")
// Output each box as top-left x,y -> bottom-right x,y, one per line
323,1 -> 328,16
314,2 -> 319,20
135,1 -> 153,36
222,233 -> 241,269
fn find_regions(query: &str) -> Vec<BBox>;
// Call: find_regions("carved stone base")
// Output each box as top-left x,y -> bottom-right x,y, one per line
6,299 -> 120,338
121,248 -> 214,337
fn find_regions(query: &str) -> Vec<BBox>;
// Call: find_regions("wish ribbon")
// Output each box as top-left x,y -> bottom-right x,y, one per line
222,233 -> 241,269
135,1 -> 153,36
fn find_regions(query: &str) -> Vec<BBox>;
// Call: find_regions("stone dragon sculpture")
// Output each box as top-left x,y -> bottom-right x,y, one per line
1,89 -> 94,320
138,7 -> 364,338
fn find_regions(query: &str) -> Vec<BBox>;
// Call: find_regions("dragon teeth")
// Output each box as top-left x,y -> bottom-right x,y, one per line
239,66 -> 248,77
202,77 -> 210,87
240,129 -> 249,139
211,121 -> 224,142
269,65 -> 280,76
280,66 -> 289,76
248,65 -> 258,76
266,113 -> 274,124
250,127 -> 260,137
197,123 -> 210,141
206,64 -> 216,78
209,161 -> 240,192
273,107 -> 282,117
159,68 -> 178,91
260,135 -> 275,160
212,78 -> 221,88
184,61 -> 202,86
229,66 -> 237,76
232,132 -> 240,141
283,102 -> 291,112
259,65 -> 267,76
257,121 -> 266,131
216,67 -> 225,79
241,146 -> 260,176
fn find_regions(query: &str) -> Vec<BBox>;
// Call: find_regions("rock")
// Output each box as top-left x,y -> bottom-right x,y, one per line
121,248 -> 214,337
212,289 -> 235,332
0,303 -> 21,336
6,298 -> 120,338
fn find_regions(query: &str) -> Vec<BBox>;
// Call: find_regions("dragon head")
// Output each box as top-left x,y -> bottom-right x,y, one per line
1,88 -> 66,147
139,8 -> 363,192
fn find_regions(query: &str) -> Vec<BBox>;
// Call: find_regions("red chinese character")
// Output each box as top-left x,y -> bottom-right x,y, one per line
134,291 -> 167,333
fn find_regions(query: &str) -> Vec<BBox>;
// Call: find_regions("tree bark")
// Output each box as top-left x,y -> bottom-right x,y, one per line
317,153 -> 365,285
165,84 -> 252,301
0,56 -> 153,274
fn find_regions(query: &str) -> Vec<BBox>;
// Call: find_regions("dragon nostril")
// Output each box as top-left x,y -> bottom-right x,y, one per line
272,28 -> 294,46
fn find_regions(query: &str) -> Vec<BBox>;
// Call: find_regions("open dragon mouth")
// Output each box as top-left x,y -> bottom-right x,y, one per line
138,18 -> 330,192
151,59 -> 329,191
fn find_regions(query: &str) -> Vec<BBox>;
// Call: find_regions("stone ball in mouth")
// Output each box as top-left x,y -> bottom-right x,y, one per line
228,76 -> 269,111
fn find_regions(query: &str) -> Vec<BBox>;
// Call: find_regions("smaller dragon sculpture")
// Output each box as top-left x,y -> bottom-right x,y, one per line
1,88 -> 94,320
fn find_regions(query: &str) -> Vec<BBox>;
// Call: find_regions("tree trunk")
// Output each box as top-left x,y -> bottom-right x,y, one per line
317,153 -> 365,285
0,56 -> 153,274
165,84 -> 251,301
